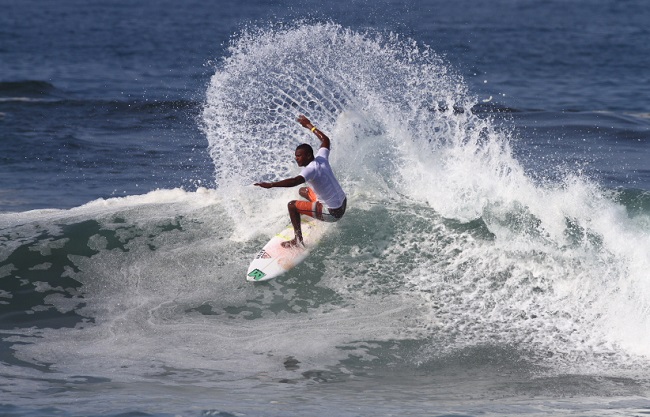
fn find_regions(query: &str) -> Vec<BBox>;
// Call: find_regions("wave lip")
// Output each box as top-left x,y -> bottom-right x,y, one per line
202,21 -> 471,191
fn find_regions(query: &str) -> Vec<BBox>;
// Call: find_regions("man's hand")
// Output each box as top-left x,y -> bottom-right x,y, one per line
297,115 -> 313,129
297,114 -> 330,149
254,182 -> 273,189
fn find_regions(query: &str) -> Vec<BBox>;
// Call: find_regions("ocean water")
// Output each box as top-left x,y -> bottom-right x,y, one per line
2,0 -> 650,416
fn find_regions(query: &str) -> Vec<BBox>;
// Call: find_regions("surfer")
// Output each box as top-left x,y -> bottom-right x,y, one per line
254,115 -> 347,248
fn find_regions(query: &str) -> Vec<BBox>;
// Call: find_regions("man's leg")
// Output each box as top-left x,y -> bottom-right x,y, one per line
282,200 -> 303,248
283,193 -> 328,248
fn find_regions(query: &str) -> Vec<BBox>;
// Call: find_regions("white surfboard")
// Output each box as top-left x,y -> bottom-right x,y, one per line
246,217 -> 328,282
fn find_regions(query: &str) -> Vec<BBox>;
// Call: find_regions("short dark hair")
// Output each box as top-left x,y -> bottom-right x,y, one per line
296,143 -> 314,157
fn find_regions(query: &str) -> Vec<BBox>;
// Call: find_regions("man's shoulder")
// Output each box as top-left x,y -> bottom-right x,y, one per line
316,147 -> 330,158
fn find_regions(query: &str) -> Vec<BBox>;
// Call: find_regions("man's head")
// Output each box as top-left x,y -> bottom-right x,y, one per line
295,143 -> 314,167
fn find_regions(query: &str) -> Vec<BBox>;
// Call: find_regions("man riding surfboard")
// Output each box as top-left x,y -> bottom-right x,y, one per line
254,115 -> 347,248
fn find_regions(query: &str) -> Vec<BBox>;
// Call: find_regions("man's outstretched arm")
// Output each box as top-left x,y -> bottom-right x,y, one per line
254,175 -> 306,189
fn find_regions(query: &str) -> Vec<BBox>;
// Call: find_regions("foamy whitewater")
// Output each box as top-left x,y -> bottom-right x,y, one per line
2,20 -> 650,417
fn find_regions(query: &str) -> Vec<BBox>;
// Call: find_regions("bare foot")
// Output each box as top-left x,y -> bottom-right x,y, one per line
281,237 -> 304,248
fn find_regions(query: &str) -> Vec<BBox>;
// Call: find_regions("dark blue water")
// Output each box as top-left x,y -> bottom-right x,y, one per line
2,0 -> 649,212
2,1 -> 650,416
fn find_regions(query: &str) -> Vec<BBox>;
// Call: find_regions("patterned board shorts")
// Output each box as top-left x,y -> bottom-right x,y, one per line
295,187 -> 346,222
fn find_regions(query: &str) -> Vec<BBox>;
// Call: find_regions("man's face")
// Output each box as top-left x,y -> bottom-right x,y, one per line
295,148 -> 311,167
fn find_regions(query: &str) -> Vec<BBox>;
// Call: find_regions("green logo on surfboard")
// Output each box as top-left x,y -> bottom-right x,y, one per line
247,269 -> 266,281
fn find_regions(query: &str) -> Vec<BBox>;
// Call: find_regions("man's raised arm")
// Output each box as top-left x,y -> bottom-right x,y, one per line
297,115 -> 330,149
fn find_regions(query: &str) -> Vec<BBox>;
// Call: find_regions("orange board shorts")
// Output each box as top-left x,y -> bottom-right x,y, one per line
295,187 -> 346,222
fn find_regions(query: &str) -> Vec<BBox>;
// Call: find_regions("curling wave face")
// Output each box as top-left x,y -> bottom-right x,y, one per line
202,22 -> 650,372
